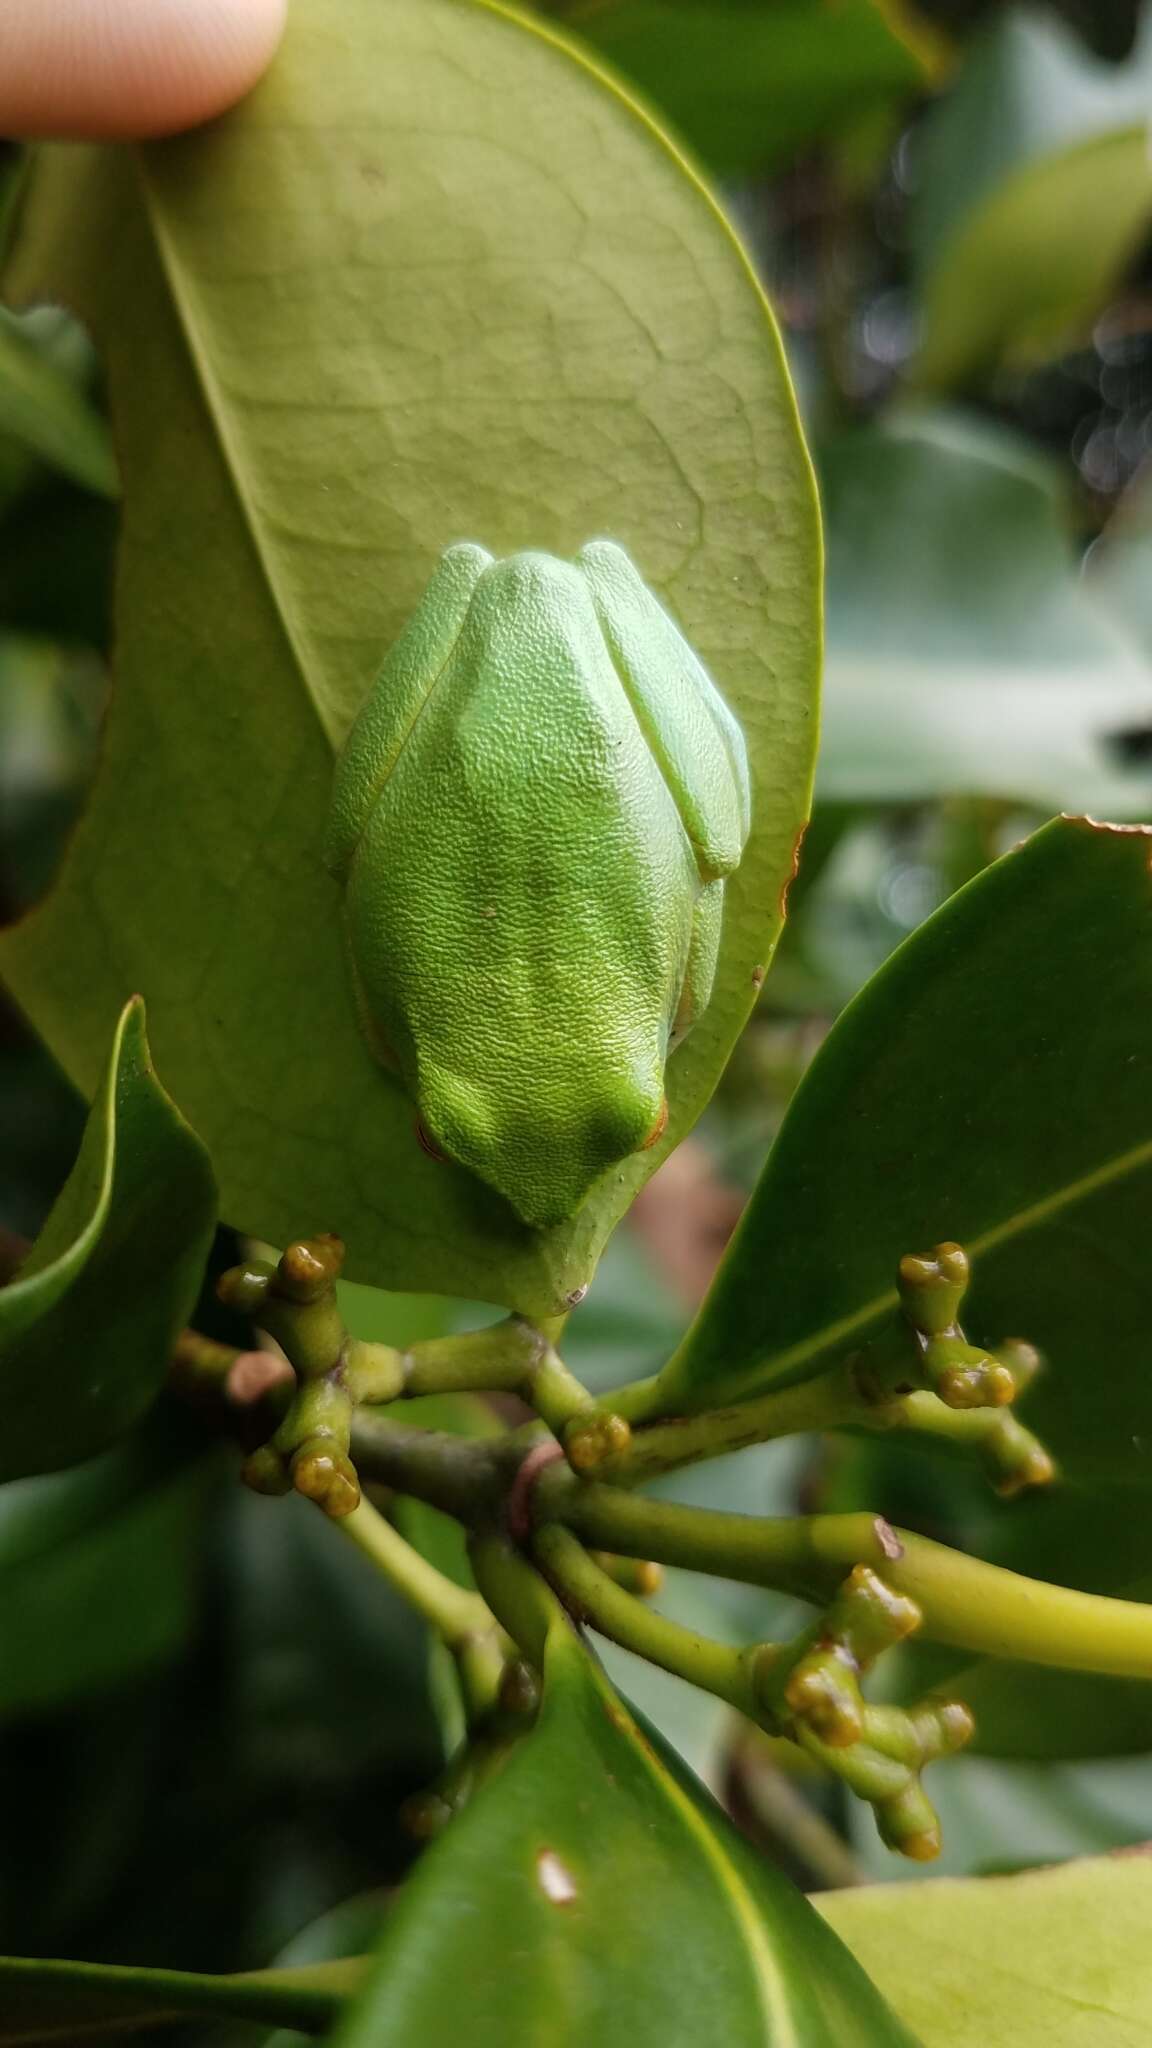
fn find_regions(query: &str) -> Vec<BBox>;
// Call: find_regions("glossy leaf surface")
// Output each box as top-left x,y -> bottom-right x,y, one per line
0,997 -> 216,1479
661,817 -> 1152,1491
0,0 -> 820,1319
336,1617 -> 915,2045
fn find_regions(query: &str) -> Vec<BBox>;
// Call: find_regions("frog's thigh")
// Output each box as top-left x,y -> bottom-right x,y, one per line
672,879 -> 724,1045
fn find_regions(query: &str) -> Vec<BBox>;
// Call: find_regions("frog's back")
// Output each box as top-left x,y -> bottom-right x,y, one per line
344,553 -> 700,1224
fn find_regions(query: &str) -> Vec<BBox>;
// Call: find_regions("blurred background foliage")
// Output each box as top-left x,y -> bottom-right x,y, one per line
5,0 -> 1152,2030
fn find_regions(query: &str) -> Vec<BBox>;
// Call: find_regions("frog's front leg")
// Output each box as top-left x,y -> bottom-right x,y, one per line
671,879 -> 724,1046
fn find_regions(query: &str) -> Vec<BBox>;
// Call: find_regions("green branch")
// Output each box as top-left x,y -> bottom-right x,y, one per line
339,1496 -> 493,1648
339,1496 -> 507,1723
219,1237 -> 632,1512
594,1362 -> 1052,1494
532,1523 -> 760,1712
350,1412 -> 508,1522
536,1477 -> 1152,1679
601,1240 -> 1052,1492
526,1526 -> 972,1861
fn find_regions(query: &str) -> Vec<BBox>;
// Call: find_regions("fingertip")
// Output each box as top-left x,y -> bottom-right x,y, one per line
0,0 -> 288,142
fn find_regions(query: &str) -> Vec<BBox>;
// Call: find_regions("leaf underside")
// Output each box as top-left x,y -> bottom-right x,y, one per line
0,0 -> 820,1317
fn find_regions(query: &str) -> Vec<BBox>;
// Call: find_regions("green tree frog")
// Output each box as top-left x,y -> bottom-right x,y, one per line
324,540 -> 750,1227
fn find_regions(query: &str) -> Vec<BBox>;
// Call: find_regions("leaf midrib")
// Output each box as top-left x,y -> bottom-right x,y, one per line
595,1672 -> 800,2042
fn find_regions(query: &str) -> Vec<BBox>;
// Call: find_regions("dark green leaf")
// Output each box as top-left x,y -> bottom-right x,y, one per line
0,0 -> 819,1320
263,1895 -> 388,2048
0,480 -> 114,647
819,1850 -> 1152,2043
0,1430 -> 211,1718
660,816 -> 1152,1490
336,1616 -> 915,2046
0,996 -> 216,1478
819,409 -> 1152,812
227,1485 -> 444,1789
553,0 -> 931,179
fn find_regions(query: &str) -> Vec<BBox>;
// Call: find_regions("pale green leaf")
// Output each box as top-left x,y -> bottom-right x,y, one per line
820,1851 -> 1152,2045
0,0 -> 820,1319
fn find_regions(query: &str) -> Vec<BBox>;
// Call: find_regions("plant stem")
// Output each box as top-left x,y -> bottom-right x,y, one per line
595,1363 -> 883,1484
536,1478 -> 1152,1678
350,1410 -> 1152,1678
351,1317 -> 596,1436
338,1495 -> 494,1650
351,1413 -> 507,1522
531,1523 -> 759,1712
468,1528 -> 561,1666
595,1362 -> 1054,1492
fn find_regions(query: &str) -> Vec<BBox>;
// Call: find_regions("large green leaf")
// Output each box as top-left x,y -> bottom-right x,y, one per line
819,409 -> 1152,813
336,1614 -> 915,2045
0,0 -> 820,1321
819,1852 -> 1152,2045
657,816 -> 1152,1489
0,997 -> 216,1479
0,1953 -> 356,2042
911,10 -> 1152,388
550,0 -> 932,179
